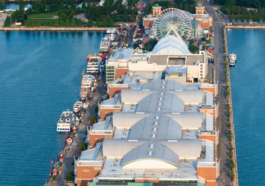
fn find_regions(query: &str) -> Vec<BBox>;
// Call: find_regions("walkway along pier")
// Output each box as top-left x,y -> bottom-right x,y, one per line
223,26 -> 239,186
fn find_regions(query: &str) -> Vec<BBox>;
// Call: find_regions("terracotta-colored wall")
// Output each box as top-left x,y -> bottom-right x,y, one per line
77,166 -> 102,186
90,134 -> 113,148
109,86 -> 129,98
117,68 -> 129,79
206,181 -> 216,186
200,87 -> 215,94
199,108 -> 215,116
100,108 -> 122,120
144,20 -> 154,29
198,135 -> 216,143
197,167 -> 216,180
135,177 -> 159,183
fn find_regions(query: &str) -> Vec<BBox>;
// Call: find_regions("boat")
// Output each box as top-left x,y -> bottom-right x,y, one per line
81,74 -> 95,89
80,88 -> 88,101
57,110 -> 74,133
99,36 -> 111,53
73,101 -> 83,113
229,53 -> 237,67
87,56 -> 103,74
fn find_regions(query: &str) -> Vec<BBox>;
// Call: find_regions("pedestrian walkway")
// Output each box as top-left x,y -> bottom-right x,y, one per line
47,74 -> 105,186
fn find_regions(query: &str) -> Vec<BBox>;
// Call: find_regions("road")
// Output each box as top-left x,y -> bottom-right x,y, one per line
201,0 -> 233,185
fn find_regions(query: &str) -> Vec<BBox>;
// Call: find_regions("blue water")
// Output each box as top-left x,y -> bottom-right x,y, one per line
0,31 -> 104,185
227,29 -> 265,186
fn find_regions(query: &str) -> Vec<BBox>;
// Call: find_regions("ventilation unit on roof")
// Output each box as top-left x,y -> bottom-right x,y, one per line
160,93 -> 163,96
154,121 -> 158,125
153,128 -> 157,131
124,128 -> 127,132
149,151 -> 152,155
123,132 -> 126,135
163,81 -> 166,84
152,134 -> 156,138
157,107 -> 160,111
162,86 -> 165,89
160,97 -> 163,101
150,144 -> 154,148
156,116 -> 159,119
114,162 -> 117,166
158,102 -> 162,106
115,158 -> 118,162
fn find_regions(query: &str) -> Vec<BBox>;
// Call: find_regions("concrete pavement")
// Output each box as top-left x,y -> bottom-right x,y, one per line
48,74 -> 106,186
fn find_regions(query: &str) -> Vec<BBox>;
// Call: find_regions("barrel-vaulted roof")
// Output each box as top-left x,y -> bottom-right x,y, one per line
112,112 -> 152,128
152,36 -> 191,55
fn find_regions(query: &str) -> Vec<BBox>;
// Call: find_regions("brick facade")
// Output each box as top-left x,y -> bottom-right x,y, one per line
77,165 -> 103,186
100,108 -> 122,120
197,166 -> 216,181
89,133 -> 114,148
198,135 -> 216,143
117,68 -> 129,79
200,87 -> 215,94
199,108 -> 215,116
109,86 -> 129,98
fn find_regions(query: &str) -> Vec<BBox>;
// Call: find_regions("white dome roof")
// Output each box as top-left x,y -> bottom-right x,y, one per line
152,36 -> 191,55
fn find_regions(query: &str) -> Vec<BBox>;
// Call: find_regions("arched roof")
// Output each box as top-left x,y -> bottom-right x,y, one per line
152,36 -> 191,55
122,142 -> 179,168
142,79 -> 185,91
112,112 -> 152,128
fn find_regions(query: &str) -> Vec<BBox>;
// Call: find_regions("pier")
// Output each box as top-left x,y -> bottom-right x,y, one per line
223,26 -> 239,186
0,27 -> 110,31
47,74 -> 106,186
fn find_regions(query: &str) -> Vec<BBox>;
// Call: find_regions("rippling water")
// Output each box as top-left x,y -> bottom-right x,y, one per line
0,31 -> 104,185
227,29 -> 265,186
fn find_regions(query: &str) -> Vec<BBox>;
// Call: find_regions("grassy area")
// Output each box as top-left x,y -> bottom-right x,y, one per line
29,12 -> 58,19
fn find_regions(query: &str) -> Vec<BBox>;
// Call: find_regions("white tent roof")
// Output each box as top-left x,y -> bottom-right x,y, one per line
152,36 -> 191,55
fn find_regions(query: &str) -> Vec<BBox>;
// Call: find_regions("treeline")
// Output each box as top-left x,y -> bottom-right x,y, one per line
214,0 -> 265,9
221,6 -> 265,21
85,0 -> 138,24
6,1 -> 85,26
143,0 -> 196,14
24,18 -> 84,26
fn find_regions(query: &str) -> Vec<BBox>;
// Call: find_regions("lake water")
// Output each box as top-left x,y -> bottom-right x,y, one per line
227,29 -> 265,186
0,31 -> 104,185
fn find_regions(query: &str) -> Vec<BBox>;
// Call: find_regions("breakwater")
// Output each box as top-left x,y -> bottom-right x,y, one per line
0,27 -> 109,31
226,25 -> 265,29
223,26 -> 239,186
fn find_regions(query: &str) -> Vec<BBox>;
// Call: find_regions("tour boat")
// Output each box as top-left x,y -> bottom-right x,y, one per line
87,56 -> 103,74
229,53 -> 237,67
57,110 -> 74,133
81,74 -> 95,89
73,101 -> 83,113
79,88 -> 88,101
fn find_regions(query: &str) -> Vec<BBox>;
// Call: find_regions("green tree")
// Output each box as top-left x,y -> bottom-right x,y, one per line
0,0 -> 6,10
188,45 -> 198,54
4,16 -> 11,27
31,20 -> 36,26
88,19 -> 93,27
96,18 -> 101,27
82,2 -> 86,10
102,18 -> 108,27
66,171 -> 73,182
37,20 -> 41,26
71,19 -> 76,26
54,20 -> 59,26
60,2 -> 64,9
59,20 -> 65,26
43,20 -> 48,26
70,0 -> 75,9
65,19 -> 70,26
24,20 -> 30,27
108,17 -> 113,26
90,114 -> 97,124
79,142 -> 86,150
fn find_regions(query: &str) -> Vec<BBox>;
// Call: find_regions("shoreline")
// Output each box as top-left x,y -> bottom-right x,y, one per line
0,27 -> 110,31
224,26 -> 239,185
226,25 -> 265,29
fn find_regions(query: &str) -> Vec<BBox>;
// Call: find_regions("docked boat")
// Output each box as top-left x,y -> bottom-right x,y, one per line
87,56 -> 103,74
81,74 -> 95,89
80,88 -> 88,101
57,110 -> 74,133
73,101 -> 83,113
229,53 -> 237,67
99,36 -> 111,53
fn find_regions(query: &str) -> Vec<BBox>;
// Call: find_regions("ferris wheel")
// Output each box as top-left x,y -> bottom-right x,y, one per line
153,8 -> 192,41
